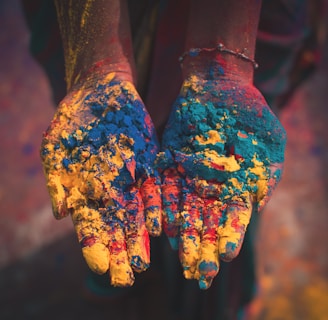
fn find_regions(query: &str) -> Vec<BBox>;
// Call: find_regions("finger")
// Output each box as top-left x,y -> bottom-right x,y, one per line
193,178 -> 223,198
46,173 -> 69,219
179,190 -> 203,280
71,206 -> 110,274
107,216 -> 135,287
218,195 -> 252,262
197,198 -> 223,290
257,163 -> 284,212
66,186 -> 87,210
125,187 -> 150,272
140,175 -> 162,237
162,168 -> 182,249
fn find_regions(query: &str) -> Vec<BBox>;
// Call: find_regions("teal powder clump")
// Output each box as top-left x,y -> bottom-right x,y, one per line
160,78 -> 286,203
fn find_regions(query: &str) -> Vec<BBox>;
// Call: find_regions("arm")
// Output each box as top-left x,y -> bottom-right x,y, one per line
183,0 -> 261,81
54,0 -> 136,88
159,0 -> 286,289
41,0 -> 162,287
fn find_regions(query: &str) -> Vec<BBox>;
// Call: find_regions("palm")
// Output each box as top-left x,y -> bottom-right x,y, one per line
158,76 -> 286,289
41,73 -> 161,287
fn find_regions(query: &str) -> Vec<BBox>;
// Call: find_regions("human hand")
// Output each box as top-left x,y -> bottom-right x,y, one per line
157,75 -> 286,289
41,73 -> 161,287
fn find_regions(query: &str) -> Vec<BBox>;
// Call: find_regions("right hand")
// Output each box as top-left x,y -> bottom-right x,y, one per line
40,72 -> 162,287
157,75 -> 286,289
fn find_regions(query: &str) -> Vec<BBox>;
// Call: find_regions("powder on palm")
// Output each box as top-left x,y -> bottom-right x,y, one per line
41,74 -> 161,286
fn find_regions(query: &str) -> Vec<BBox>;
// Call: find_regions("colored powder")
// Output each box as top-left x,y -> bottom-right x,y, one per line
160,75 -> 286,206
41,73 -> 161,286
158,74 -> 286,287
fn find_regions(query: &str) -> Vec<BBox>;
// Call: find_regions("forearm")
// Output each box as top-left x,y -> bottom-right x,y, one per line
54,0 -> 136,90
183,0 -> 262,82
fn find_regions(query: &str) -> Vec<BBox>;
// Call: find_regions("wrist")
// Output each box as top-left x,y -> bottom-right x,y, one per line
69,60 -> 135,92
180,48 -> 256,83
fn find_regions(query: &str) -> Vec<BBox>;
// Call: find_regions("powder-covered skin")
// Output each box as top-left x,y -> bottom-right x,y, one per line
41,72 -> 161,287
157,75 -> 286,289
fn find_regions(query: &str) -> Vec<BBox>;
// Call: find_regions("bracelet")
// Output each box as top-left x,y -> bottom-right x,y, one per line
179,43 -> 259,69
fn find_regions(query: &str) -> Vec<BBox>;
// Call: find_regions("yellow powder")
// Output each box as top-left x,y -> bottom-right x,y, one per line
126,228 -> 150,272
66,186 -> 86,209
82,242 -> 109,274
198,239 -> 219,277
110,251 -> 134,286
256,179 -> 268,201
72,206 -> 110,245
180,232 -> 201,280
203,151 -> 241,172
195,130 -> 225,145
98,72 -> 116,87
218,199 -> 251,255
145,208 -> 162,236
229,177 -> 243,191
47,174 -> 66,212
181,75 -> 202,95
80,0 -> 94,28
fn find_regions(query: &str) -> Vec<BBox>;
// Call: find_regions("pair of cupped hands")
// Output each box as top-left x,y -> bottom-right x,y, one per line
41,71 -> 286,290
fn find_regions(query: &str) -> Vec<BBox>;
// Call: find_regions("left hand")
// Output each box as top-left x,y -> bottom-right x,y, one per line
41,73 -> 162,286
157,75 -> 286,289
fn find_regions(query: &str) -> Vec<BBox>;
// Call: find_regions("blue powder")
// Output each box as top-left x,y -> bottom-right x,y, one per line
131,255 -> 149,270
62,158 -> 71,170
160,79 -> 286,206
57,78 -> 159,218
220,241 -> 238,259
198,261 -> 219,274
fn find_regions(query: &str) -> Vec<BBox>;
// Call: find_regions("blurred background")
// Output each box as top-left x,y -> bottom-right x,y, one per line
0,0 -> 328,319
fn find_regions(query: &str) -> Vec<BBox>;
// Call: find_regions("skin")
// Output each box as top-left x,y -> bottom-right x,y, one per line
42,0 -> 287,290
43,0 -> 161,287
158,75 -> 286,289
157,0 -> 286,289
54,0 -> 136,89
183,0 -> 262,81
41,72 -> 162,286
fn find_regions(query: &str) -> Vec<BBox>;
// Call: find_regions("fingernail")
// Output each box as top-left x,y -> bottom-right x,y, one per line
219,241 -> 238,262
198,261 -> 219,276
131,255 -> 149,272
199,276 -> 213,290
